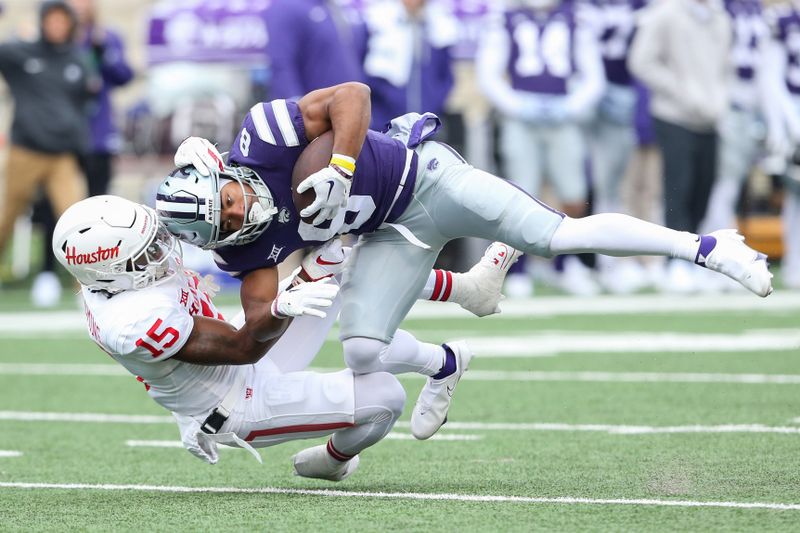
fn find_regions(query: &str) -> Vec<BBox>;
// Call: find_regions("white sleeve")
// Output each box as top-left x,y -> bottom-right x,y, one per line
761,37 -> 800,145
475,11 -> 527,116
565,25 -> 607,120
113,304 -> 194,363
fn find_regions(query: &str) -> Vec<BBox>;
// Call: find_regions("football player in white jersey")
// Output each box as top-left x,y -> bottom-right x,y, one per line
52,195 -> 519,480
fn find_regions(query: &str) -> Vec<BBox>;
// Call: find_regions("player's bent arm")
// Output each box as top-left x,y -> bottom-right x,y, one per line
297,82 -> 371,160
172,315 -> 280,365
239,266 -> 292,343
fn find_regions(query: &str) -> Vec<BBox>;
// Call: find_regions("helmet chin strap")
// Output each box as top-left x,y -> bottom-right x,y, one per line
248,201 -> 278,225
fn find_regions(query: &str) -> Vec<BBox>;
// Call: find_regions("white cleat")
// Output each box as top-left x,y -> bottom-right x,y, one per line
292,444 -> 360,482
411,341 -> 473,440
699,230 -> 773,297
451,243 -> 522,317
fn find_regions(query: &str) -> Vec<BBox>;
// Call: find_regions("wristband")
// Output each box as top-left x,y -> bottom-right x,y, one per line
330,154 -> 356,176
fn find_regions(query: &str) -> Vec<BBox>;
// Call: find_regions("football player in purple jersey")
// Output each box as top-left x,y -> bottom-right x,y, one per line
584,0 -> 652,294
477,0 -> 607,296
156,82 -> 773,451
762,0 -> 800,289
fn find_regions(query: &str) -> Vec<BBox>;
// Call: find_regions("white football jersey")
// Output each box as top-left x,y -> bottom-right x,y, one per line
81,269 -> 242,416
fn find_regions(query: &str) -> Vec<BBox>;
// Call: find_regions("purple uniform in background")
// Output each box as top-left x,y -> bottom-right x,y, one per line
505,4 -> 578,95
766,3 -> 800,95
82,29 -> 133,154
215,99 -> 417,275
726,0 -> 764,83
264,0 -> 364,99
357,2 -> 456,130
593,0 -> 646,86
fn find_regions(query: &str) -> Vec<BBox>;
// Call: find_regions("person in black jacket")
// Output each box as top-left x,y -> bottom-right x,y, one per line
0,0 -> 97,305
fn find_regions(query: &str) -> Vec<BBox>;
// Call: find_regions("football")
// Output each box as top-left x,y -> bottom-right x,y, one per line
291,131 -> 335,221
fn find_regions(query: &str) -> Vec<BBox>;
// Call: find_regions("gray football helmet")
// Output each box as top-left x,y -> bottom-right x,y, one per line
156,164 -> 278,249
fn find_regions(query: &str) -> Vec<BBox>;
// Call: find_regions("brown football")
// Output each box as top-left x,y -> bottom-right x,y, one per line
291,131 -> 335,221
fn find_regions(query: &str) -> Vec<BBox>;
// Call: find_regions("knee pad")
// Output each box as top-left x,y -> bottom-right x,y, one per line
342,337 -> 388,374
354,372 -> 407,420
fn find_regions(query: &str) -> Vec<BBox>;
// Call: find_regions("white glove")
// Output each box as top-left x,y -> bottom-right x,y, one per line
298,238 -> 351,282
174,136 -> 224,177
271,278 -> 340,319
296,166 -> 352,225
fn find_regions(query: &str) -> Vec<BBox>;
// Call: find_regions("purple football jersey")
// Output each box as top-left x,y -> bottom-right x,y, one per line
766,4 -> 800,94
504,5 -> 578,95
594,0 -> 646,86
213,99 -> 418,276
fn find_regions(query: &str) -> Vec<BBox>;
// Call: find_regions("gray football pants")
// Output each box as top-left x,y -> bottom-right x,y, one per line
338,141 -> 564,342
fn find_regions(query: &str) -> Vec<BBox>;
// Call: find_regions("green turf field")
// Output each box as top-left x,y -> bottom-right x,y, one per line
0,290 -> 799,532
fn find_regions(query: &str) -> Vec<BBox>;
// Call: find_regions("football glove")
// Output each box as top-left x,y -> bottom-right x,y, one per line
297,238 -> 351,283
296,166 -> 352,226
174,136 -> 224,177
271,278 -> 340,319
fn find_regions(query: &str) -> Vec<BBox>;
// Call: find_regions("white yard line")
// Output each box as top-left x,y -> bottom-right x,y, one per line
462,331 -> 800,356
0,481 -> 797,511
4,363 -> 800,385
3,411 -> 800,436
0,451 -> 22,458
126,433 -> 483,449
393,422 -> 800,435
2,292 -> 799,335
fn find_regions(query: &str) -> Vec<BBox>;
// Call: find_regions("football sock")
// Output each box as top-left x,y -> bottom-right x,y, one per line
421,269 -> 454,301
343,331 -> 445,376
549,214 -> 699,261
326,439 -> 354,463
431,344 -> 457,380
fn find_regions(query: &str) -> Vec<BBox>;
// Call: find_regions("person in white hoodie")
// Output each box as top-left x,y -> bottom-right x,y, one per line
628,0 -> 732,290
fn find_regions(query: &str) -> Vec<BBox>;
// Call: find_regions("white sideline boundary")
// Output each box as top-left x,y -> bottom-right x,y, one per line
2,411 -> 800,435
4,363 -> 800,385
0,481 -> 798,511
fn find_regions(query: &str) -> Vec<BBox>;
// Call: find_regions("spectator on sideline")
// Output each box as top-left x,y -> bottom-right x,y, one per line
0,0 -> 96,306
358,0 -> 457,130
264,0 -> 364,99
629,0 -> 731,292
69,0 -> 133,197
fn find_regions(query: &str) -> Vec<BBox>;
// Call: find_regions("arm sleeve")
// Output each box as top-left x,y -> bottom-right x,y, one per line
98,31 -> 134,87
0,41 -> 22,75
113,304 -> 194,363
230,99 -> 309,170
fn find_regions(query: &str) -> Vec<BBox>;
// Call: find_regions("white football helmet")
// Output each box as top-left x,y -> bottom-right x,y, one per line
52,195 -> 182,293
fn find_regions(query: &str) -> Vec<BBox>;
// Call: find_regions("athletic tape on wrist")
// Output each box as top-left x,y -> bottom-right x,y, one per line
330,154 -> 356,175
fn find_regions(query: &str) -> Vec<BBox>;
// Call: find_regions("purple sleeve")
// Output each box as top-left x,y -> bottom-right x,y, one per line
229,99 -> 309,171
98,30 -> 133,87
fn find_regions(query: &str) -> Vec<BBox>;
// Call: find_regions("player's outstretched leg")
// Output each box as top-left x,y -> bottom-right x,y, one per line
292,372 -> 405,481
450,242 -> 522,317
547,215 -> 773,297
411,340 -> 473,440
